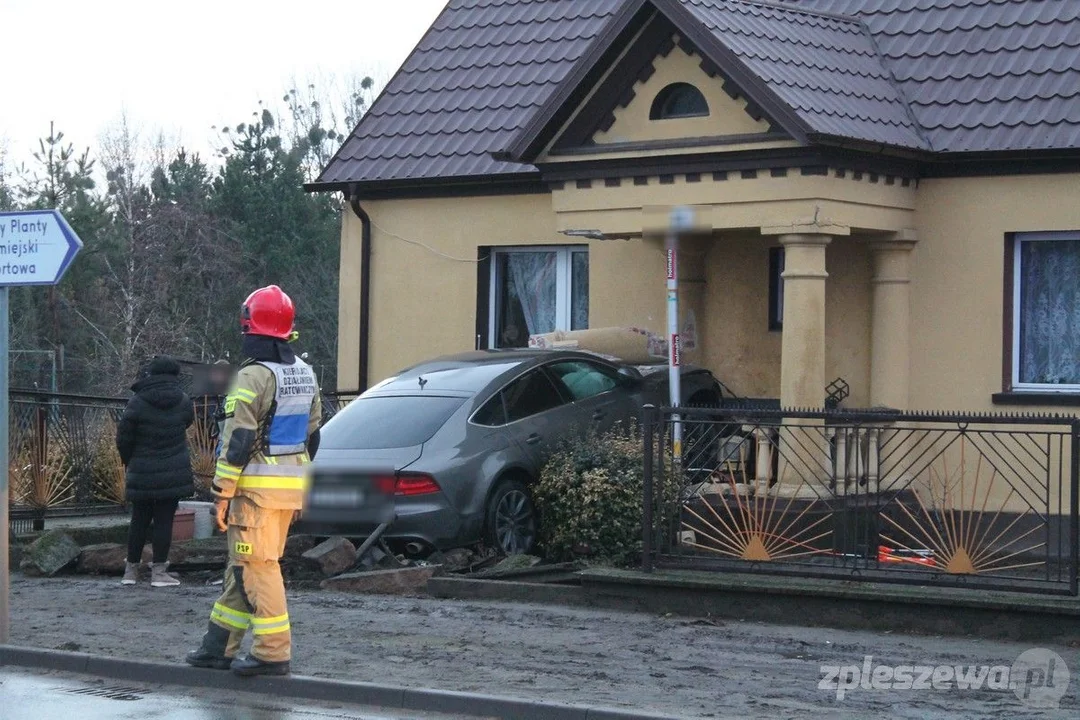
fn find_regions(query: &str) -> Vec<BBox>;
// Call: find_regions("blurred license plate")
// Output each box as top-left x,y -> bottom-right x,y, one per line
309,487 -> 365,507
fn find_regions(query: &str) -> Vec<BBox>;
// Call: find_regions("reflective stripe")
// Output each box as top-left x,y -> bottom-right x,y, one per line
266,456 -> 279,466
216,462 -> 243,479
211,602 -> 252,630
235,388 -> 257,401
251,613 -> 291,635
243,462 -> 305,477
236,475 -> 308,491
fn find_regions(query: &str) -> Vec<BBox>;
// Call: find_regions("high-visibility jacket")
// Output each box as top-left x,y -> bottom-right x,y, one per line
212,358 -> 321,510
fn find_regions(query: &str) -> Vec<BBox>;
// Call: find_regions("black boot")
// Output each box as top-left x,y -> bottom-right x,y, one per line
231,653 -> 290,677
185,622 -> 233,670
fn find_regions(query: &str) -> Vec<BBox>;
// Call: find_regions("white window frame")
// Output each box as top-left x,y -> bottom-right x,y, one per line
1012,231 -> 1080,392
487,245 -> 587,349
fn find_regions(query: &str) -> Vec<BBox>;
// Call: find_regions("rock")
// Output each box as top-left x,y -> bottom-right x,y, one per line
76,543 -> 152,575
426,548 -> 474,573
64,523 -> 131,547
302,536 -> 357,577
169,535 -> 228,567
19,530 -> 81,576
320,565 -> 442,595
442,548 -> 475,572
284,534 -> 318,560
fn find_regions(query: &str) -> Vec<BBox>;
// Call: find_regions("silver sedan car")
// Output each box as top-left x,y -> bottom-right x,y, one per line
301,349 -> 722,555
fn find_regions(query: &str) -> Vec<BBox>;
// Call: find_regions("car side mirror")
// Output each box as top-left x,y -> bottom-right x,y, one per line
617,367 -> 643,386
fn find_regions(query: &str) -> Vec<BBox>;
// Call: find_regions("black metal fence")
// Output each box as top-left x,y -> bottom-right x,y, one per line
642,406 -> 1080,596
7,389 -> 357,530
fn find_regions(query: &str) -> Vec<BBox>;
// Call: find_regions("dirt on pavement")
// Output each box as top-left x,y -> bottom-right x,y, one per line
8,573 -> 1078,719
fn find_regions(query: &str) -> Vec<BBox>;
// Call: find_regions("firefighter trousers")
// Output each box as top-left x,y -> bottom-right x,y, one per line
208,496 -> 294,663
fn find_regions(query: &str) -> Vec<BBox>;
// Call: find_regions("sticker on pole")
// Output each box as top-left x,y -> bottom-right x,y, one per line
0,210 -> 83,286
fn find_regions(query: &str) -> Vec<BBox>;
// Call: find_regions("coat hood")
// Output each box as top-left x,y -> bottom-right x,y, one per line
131,374 -> 187,410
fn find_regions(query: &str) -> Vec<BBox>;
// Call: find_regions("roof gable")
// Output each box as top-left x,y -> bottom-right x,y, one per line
504,0 -> 929,162
590,36 -> 775,145
534,9 -> 791,158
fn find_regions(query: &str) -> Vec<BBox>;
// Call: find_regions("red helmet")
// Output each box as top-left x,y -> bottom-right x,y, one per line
241,285 -> 295,339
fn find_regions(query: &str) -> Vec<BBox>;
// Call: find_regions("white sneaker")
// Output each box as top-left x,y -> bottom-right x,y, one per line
121,561 -> 139,585
150,562 -> 181,588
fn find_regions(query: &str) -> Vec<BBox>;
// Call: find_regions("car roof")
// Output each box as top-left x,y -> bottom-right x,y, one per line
370,349 -> 624,395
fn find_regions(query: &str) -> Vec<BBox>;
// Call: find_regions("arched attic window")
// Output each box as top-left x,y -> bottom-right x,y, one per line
649,82 -> 710,120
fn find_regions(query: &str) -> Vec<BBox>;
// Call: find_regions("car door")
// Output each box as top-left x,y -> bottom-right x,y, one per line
544,359 -> 642,433
497,367 -> 579,475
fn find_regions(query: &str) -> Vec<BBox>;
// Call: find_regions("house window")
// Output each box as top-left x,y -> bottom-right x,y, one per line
769,247 -> 784,331
489,247 -> 589,348
1012,232 -> 1080,390
649,83 -> 709,120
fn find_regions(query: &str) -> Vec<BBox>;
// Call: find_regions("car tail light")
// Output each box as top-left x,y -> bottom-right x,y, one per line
372,476 -> 397,495
395,473 -> 441,496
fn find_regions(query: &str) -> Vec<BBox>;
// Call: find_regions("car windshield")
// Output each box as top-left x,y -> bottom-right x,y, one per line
320,395 -> 465,449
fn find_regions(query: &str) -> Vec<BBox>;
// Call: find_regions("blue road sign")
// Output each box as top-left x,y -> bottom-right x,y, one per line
0,210 -> 84,286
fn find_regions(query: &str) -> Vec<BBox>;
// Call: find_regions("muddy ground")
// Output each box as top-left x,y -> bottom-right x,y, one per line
8,573 -> 1078,719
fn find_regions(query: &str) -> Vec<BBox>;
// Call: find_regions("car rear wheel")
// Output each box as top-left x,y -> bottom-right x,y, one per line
485,479 -> 537,555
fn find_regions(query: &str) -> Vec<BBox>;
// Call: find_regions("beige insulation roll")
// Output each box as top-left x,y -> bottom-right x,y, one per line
528,327 -> 667,364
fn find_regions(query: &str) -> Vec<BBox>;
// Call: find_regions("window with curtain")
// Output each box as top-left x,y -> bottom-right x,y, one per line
489,247 -> 589,348
1014,232 -> 1080,390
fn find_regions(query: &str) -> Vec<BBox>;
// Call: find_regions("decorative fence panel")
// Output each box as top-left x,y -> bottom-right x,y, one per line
7,389 -> 357,530
643,406 -> 1079,596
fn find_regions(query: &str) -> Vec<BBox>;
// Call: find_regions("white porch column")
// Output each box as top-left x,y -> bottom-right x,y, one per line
776,234 -> 832,409
761,221 -> 848,496
870,231 -> 917,410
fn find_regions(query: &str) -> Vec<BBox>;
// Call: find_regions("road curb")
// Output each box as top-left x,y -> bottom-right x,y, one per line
0,645 -> 682,720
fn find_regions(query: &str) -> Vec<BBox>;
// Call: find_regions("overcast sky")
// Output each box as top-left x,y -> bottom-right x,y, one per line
0,0 -> 447,171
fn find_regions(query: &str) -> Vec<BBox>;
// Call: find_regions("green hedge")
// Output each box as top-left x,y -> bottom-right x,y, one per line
534,425 -> 677,566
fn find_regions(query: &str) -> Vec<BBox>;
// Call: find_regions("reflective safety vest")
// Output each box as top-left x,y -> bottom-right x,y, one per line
212,360 -> 321,510
258,359 -> 318,456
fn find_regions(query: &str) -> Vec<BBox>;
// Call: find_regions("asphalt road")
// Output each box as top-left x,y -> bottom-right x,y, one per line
11,575 -> 1079,718
0,668 -> 476,720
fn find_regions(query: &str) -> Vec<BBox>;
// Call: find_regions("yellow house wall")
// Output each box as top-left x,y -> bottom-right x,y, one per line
911,173 -> 1080,413
338,173 -> 1080,416
339,191 -> 872,401
339,193 -> 680,387
333,177 -> 1074,516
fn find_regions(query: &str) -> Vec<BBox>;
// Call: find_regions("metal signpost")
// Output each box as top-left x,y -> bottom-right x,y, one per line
0,209 -> 83,644
666,205 -> 694,465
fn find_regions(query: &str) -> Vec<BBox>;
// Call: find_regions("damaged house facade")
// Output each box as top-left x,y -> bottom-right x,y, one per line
308,0 -> 1080,417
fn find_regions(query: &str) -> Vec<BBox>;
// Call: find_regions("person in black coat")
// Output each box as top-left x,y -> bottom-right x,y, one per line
116,356 -> 195,587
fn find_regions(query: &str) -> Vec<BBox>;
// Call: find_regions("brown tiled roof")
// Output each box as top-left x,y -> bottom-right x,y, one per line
672,0 -> 929,148
796,0 -> 1080,152
312,0 -> 1080,191
313,0 -> 623,188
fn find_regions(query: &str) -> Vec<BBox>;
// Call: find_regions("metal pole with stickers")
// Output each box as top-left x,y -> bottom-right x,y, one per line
0,209 -> 83,643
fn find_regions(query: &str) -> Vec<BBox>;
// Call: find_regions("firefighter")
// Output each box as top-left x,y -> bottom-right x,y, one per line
185,285 -> 321,677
